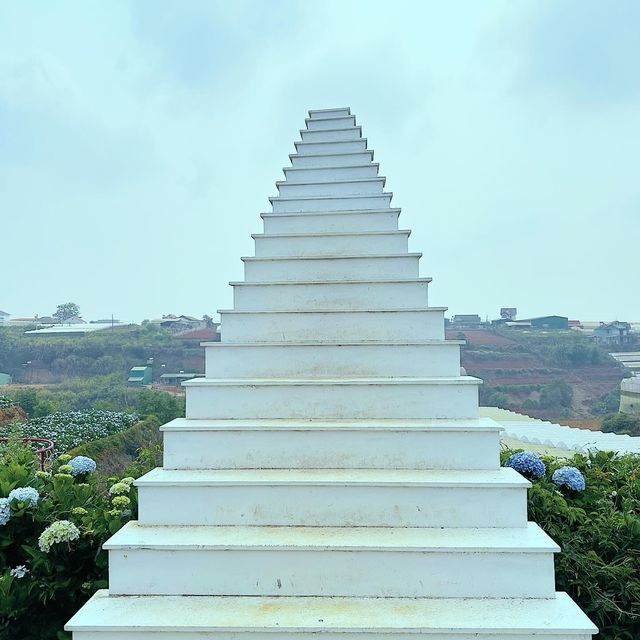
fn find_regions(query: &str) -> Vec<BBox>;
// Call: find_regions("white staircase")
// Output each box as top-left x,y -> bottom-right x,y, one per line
67,108 -> 597,639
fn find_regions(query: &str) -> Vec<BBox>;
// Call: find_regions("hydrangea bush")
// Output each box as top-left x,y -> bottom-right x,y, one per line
21,410 -> 138,452
0,443 -> 143,639
501,448 -> 640,638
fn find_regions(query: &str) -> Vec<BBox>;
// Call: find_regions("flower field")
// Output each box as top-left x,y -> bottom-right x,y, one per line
20,410 -> 139,453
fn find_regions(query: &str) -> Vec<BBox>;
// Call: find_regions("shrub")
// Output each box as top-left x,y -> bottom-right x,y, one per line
0,442 -> 143,639
601,413 -> 640,436
501,448 -> 640,638
67,416 -> 162,477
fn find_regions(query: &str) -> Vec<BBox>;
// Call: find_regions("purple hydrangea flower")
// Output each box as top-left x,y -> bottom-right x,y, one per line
552,466 -> 585,492
504,451 -> 546,479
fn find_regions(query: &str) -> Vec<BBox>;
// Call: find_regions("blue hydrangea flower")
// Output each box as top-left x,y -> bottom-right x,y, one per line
504,451 -> 546,479
552,466 -> 586,492
8,487 -> 39,507
68,456 -> 97,476
0,498 -> 10,525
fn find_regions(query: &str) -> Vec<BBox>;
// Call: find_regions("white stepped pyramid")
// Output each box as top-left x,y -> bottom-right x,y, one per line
67,108 -> 597,639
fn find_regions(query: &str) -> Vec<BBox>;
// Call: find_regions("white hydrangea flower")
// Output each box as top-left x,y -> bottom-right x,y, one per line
109,482 -> 131,496
38,520 -> 81,553
10,565 -> 29,578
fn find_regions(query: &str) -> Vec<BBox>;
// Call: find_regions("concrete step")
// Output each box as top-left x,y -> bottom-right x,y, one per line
66,590 -> 598,639
203,340 -> 461,379
135,467 -> 528,527
305,114 -> 356,130
283,163 -> 378,181
242,254 -> 419,281
269,192 -> 392,212
160,417 -> 502,470
253,229 -> 409,257
308,107 -> 351,118
294,139 -> 367,155
261,209 -> 400,233
230,278 -> 431,311
217,307 -> 446,342
105,522 -> 558,598
300,127 -> 362,142
183,376 -> 480,420
276,177 -> 385,197
290,149 -> 373,167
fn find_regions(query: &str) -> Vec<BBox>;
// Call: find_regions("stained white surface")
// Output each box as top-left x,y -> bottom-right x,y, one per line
66,107 -> 595,639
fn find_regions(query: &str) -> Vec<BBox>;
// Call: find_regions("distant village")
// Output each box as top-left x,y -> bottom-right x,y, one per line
1,306 -> 638,416
2,307 -> 635,345
445,307 -> 636,345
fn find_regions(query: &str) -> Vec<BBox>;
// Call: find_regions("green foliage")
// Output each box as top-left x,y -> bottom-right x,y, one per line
492,328 -> 609,369
590,389 -> 621,416
0,445 -> 143,640
501,448 -> 640,638
67,417 -> 162,477
601,413 -> 640,436
0,324 -> 186,382
539,380 -> 573,409
480,381 -> 573,413
478,386 -> 509,408
8,374 -> 185,422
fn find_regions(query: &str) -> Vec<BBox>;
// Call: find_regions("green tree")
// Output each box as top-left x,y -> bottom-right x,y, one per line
601,413 -> 640,436
53,302 -> 80,323
539,381 -> 573,408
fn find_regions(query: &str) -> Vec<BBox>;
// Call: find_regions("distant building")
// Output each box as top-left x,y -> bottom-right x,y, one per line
0,310 -> 9,325
160,372 -> 204,386
7,317 -> 38,327
127,366 -> 153,386
451,314 -> 482,328
150,315 -> 203,332
500,308 -> 517,320
594,321 -> 631,345
174,326 -> 220,344
24,323 -> 124,336
520,316 -> 569,330
620,377 -> 640,416
61,315 -> 86,324
609,352 -> 640,374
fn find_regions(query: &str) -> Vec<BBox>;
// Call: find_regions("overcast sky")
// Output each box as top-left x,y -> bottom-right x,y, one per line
1,1 -> 638,323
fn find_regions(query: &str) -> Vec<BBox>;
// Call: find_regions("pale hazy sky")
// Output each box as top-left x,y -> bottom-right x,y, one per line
1,1 -> 638,323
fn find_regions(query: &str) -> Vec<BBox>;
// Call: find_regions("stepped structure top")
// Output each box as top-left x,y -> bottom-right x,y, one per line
66,108 -> 596,640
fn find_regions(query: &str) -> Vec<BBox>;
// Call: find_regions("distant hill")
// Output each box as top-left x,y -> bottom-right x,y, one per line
447,327 -> 629,420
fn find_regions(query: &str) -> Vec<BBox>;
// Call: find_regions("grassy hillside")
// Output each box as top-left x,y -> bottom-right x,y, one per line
0,324 -> 200,384
448,327 -> 630,420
